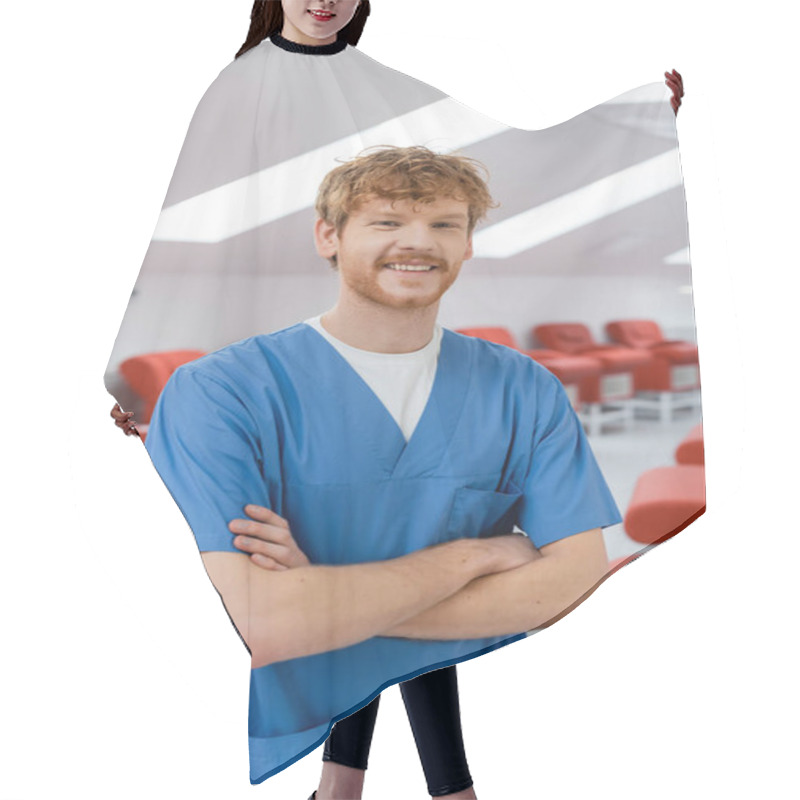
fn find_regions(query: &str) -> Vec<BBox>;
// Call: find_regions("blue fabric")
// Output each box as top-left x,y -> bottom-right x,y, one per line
145,323 -> 622,782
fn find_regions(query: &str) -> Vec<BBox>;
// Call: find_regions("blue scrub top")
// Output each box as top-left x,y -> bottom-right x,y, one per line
146,323 -> 622,782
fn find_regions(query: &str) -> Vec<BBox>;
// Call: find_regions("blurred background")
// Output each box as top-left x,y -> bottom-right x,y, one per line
105,78 -> 701,566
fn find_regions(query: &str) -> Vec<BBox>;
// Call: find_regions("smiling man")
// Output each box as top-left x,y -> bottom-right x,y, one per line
144,145 -> 622,783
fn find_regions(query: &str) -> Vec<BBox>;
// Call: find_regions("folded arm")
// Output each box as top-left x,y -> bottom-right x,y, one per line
383,528 -> 608,640
201,532 -> 537,668
228,507 -> 609,644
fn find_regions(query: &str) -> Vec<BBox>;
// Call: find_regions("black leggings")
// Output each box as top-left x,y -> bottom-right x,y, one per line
323,665 -> 472,797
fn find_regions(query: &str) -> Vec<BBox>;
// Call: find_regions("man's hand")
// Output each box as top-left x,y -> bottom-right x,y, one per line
231,505 -> 538,575
110,402 -> 139,437
229,505 -> 311,570
384,528 -> 607,641
665,69 -> 684,115
202,533 -> 533,667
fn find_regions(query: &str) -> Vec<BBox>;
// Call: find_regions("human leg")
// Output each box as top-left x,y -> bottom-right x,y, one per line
315,694 -> 381,800
400,666 -> 476,799
315,667 -> 474,799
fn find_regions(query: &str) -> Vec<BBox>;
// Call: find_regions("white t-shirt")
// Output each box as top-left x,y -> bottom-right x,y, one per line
304,315 -> 443,442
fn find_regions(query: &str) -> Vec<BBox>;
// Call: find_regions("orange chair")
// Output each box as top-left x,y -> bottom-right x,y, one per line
605,320 -> 701,422
533,323 -> 652,434
119,349 -> 206,424
624,465 -> 705,545
533,323 -> 652,401
456,327 -> 602,410
675,423 -> 704,465
605,319 -> 698,357
456,327 -> 518,350
605,320 -> 700,393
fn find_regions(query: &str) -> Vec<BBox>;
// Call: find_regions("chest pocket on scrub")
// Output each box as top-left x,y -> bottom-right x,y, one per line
447,484 -> 523,539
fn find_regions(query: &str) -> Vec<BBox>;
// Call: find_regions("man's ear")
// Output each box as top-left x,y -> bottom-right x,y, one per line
463,235 -> 474,261
314,218 -> 340,260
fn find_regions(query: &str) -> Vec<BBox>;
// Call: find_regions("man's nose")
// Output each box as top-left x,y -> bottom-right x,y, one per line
395,223 -> 436,250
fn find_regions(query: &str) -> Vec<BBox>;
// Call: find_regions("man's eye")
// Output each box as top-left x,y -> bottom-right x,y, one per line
374,220 -> 399,226
433,223 -> 457,229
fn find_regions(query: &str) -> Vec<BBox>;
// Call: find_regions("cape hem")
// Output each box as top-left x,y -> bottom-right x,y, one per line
248,632 -> 526,784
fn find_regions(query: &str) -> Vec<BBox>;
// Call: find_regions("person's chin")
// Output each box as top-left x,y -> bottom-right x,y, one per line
293,24 -> 332,42
379,290 -> 442,310
379,275 -> 445,298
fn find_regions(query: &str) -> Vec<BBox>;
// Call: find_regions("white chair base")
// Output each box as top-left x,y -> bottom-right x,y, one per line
579,400 -> 635,437
632,389 -> 702,423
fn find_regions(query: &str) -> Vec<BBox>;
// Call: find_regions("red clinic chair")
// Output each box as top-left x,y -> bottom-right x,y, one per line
605,319 -> 698,367
605,320 -> 701,422
675,423 -> 704,466
119,349 -> 206,429
456,327 -> 602,411
456,326 -> 518,349
533,323 -> 651,434
624,465 -> 705,545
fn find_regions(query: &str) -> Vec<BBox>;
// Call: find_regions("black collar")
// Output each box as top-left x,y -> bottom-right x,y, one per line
269,32 -> 348,55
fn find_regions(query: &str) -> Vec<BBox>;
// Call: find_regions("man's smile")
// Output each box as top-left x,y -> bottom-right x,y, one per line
382,263 -> 438,272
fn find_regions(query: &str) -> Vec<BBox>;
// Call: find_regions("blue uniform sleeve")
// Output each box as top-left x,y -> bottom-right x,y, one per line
517,370 -> 622,548
145,365 -> 270,553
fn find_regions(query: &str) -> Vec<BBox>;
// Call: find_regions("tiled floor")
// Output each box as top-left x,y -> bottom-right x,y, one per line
586,405 -> 703,561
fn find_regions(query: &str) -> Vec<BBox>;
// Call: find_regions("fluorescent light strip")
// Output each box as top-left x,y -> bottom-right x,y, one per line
664,247 -> 690,264
152,98 -> 508,243
472,149 -> 682,259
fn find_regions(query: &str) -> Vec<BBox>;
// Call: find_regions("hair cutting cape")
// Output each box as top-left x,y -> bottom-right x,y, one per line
105,34 -> 704,784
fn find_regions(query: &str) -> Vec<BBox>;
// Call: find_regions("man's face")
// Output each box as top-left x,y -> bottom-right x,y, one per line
315,196 -> 474,311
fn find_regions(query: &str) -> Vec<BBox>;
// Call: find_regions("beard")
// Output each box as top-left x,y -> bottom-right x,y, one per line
341,257 -> 461,310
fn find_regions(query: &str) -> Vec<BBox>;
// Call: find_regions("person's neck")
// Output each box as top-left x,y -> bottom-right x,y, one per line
280,22 -> 337,47
321,300 -> 439,354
